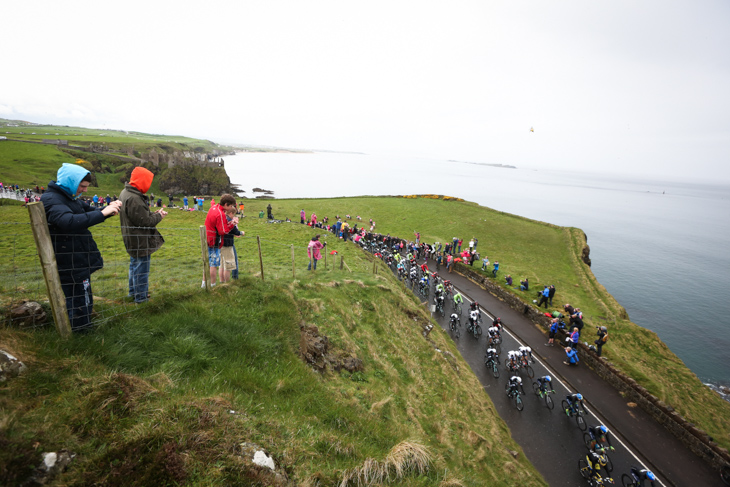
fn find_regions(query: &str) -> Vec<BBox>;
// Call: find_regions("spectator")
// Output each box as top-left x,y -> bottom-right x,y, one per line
119,167 -> 167,304
569,327 -> 580,349
505,274 -> 513,286
307,235 -> 325,270
204,194 -> 239,287
570,308 -> 585,332
41,163 -> 121,332
520,278 -> 529,291
545,318 -> 559,346
595,326 -> 609,357
538,286 -> 549,308
564,346 -> 579,366
492,261 -> 499,277
183,195 -> 189,209
267,203 -> 273,219
300,209 -> 306,224
548,284 -> 556,306
482,256 -> 490,270
221,206 -> 243,281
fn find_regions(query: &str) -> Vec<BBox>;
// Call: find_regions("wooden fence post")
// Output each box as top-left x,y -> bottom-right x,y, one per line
27,202 -> 71,339
291,244 -> 295,278
199,226 -> 210,291
257,236 -> 265,281
340,255 -> 344,270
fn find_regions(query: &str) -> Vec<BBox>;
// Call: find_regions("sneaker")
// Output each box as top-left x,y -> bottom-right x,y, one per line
544,343 -> 551,346
201,280 -> 206,288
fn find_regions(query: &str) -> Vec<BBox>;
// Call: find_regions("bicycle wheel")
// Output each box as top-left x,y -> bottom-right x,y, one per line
532,382 -> 541,396
545,394 -> 554,410
561,400 -> 571,417
621,473 -> 636,487
515,394 -> 524,411
722,465 -> 730,486
583,432 -> 594,450
492,361 -> 500,379
525,365 -> 535,378
576,413 -> 587,431
474,324 -> 482,338
579,459 -> 591,479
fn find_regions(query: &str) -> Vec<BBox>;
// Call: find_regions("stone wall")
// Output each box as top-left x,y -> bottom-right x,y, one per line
454,262 -> 730,472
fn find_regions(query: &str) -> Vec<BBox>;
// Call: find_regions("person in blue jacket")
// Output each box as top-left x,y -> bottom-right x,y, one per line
492,261 -> 499,277
538,286 -> 550,308
564,346 -> 580,365
41,163 -> 121,332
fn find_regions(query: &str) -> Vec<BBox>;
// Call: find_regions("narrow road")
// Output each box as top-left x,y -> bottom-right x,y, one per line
402,257 -> 720,486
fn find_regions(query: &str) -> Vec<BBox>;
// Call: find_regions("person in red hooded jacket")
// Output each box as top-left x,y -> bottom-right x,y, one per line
120,167 -> 167,303
204,194 -> 239,287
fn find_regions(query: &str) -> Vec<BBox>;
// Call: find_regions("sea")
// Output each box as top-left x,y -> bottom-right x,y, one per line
224,151 -> 730,392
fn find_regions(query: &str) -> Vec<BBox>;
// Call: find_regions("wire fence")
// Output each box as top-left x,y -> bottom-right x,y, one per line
1,215 -> 355,334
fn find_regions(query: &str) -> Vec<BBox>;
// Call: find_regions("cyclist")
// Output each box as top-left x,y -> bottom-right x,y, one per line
449,312 -> 460,329
469,300 -> 479,312
507,376 -> 523,395
419,275 -> 429,293
485,347 -> 499,365
468,309 -> 480,331
565,392 -> 587,415
584,450 -> 609,483
434,292 -> 445,310
420,262 -> 430,275
435,281 -> 445,296
536,375 -> 554,394
487,326 -> 500,342
506,350 -> 520,370
587,425 -> 614,452
453,292 -> 464,309
492,317 -> 503,331
519,345 -> 533,363
409,267 -> 418,281
630,467 -> 657,487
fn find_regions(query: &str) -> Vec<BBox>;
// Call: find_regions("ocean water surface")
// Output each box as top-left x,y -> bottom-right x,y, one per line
225,151 -> 730,388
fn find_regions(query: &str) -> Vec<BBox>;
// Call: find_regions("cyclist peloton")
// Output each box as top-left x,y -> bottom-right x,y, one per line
630,467 -> 657,487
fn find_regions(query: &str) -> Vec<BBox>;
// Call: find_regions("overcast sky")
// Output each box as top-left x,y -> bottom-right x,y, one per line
2,1 -> 729,182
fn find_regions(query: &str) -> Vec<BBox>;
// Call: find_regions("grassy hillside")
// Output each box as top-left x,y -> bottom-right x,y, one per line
0,204 -> 546,486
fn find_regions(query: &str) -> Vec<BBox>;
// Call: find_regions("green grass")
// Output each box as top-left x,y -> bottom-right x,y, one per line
1,252 -> 547,486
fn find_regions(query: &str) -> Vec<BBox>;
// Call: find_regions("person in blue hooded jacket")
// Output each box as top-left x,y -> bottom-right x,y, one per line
41,163 -> 122,332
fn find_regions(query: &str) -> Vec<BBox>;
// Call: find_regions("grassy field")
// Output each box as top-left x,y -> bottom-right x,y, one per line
0,201 -> 547,486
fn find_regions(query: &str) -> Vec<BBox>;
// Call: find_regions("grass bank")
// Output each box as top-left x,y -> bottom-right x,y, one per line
1,243 -> 546,486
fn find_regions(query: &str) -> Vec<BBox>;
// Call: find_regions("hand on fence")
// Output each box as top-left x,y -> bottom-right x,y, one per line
101,200 -> 122,217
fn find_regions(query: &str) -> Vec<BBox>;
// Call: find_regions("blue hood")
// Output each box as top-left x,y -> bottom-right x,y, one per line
55,163 -> 90,199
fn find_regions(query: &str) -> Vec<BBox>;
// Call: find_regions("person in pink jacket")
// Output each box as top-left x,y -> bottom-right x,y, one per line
307,235 -> 325,270
300,209 -> 306,224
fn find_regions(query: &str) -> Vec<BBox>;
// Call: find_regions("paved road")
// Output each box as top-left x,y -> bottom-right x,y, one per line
398,257 -> 720,487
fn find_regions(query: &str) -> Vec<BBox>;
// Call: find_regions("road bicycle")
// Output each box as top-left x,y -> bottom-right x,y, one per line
505,382 -> 525,411
487,333 -> 502,354
561,399 -> 588,431
519,356 -> 535,378
532,381 -> 555,410
578,458 -> 614,486
620,467 -> 657,487
485,352 -> 500,378
466,318 -> 482,339
449,313 -> 461,339
722,465 -> 730,486
434,296 -> 446,317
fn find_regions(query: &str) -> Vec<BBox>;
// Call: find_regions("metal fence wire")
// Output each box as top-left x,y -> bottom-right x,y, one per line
1,215 -> 349,334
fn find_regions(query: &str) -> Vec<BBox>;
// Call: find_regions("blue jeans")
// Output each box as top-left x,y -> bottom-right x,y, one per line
129,255 -> 151,303
308,258 -> 318,270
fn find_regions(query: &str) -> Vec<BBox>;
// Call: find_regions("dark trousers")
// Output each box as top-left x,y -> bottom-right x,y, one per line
538,295 -> 549,308
61,277 -> 93,332
594,339 -> 604,356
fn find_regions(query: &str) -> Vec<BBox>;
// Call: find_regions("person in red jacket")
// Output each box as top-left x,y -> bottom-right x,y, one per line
204,194 -> 239,287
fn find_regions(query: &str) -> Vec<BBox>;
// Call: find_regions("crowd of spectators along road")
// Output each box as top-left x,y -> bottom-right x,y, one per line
293,207 -> 611,367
